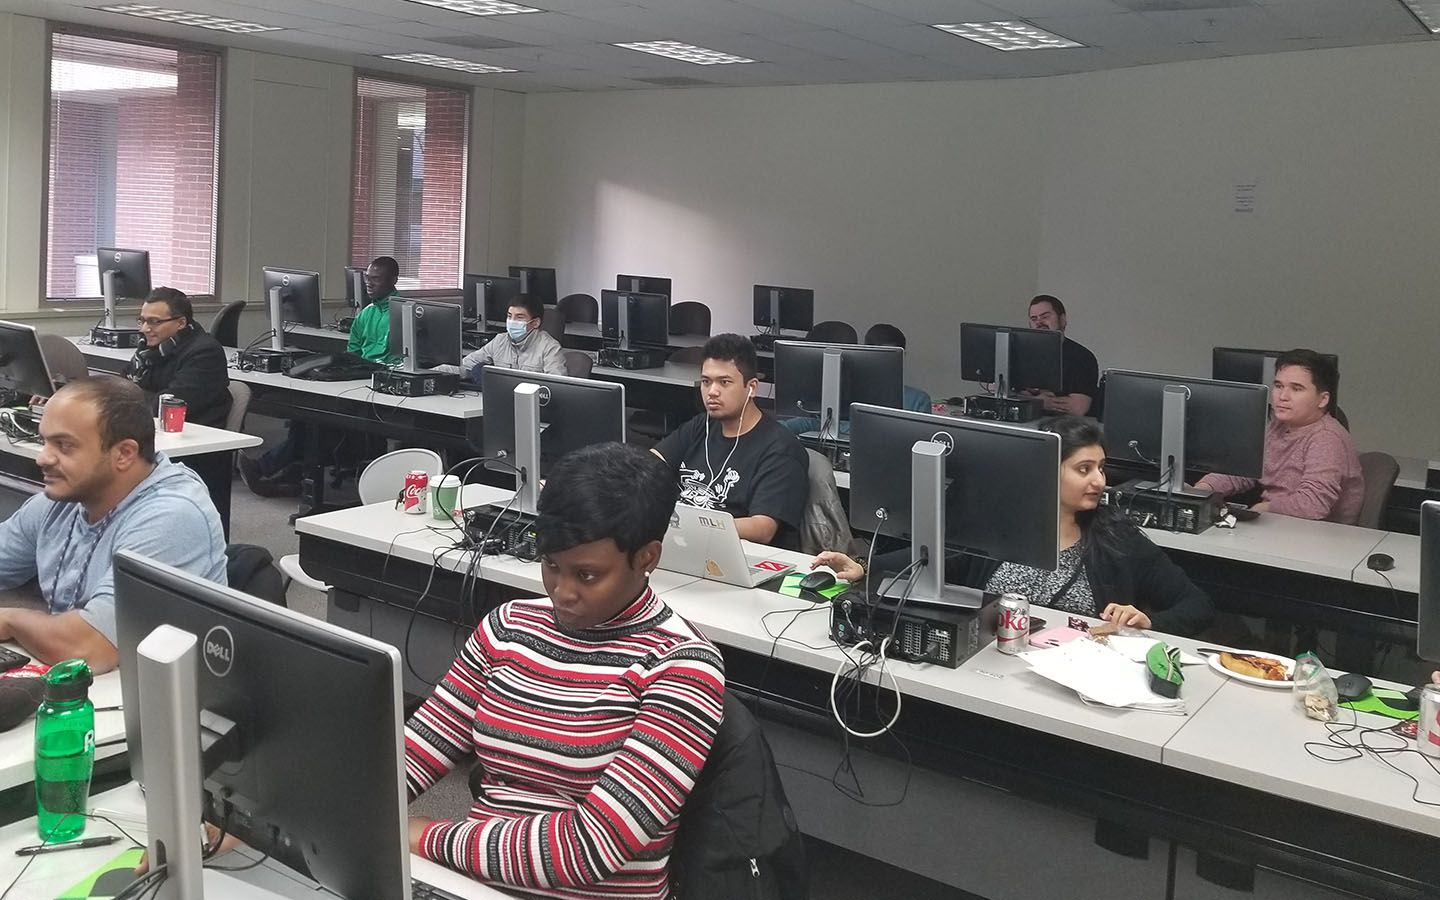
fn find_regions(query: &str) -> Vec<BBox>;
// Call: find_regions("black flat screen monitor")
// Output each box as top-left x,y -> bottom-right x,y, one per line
959,323 -> 1064,394
1102,369 -> 1269,487
1421,501 -> 1439,663
752,285 -> 814,333
849,404 -> 1060,606
482,366 -> 626,475
387,298 -> 463,369
0,321 -> 60,397
463,273 -> 521,325
261,267 -> 322,327
1212,346 -> 1341,409
774,341 -> 904,436
113,551 -> 408,900
600,290 -> 670,347
95,247 -> 152,300
342,266 -> 366,308
508,266 -> 558,306
616,274 -> 672,297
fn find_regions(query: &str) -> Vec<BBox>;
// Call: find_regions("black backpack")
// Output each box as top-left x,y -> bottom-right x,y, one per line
669,693 -> 809,900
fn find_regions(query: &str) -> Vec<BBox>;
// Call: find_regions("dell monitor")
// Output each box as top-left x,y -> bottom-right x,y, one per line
92,247 -> 151,348
463,273 -> 521,326
1212,346 -> 1341,409
600,290 -> 670,350
260,266 -> 322,356
752,285 -> 814,335
387,298 -> 463,372
482,366 -> 626,516
0,321 -> 61,398
1102,369 -> 1269,495
959,323 -> 1064,396
848,403 -> 1060,609
773,341 -> 904,441
508,266 -> 558,306
343,265 -> 366,309
1420,501 -> 1439,664
113,551 -> 409,900
616,274 -> 672,297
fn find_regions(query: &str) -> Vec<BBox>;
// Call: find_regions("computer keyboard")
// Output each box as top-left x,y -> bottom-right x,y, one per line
0,644 -> 32,673
411,877 -> 468,900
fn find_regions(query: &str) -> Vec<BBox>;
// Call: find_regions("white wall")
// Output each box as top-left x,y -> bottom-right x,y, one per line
519,43 -> 1440,460
520,80 -> 1048,394
0,14 -> 49,316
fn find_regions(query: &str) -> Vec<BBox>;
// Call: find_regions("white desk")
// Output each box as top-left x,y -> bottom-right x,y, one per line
1355,530 -> 1421,594
225,362 -> 484,419
0,661 -> 125,793
1142,512 -> 1389,584
591,361 -> 701,388
0,782 -> 507,899
0,420 -> 259,462
1395,455 -> 1439,492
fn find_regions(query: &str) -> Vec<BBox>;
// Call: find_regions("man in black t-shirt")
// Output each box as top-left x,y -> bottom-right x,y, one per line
653,334 -> 808,548
1028,294 -> 1100,416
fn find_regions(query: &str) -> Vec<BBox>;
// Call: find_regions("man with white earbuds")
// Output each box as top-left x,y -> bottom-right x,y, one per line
653,333 -> 808,547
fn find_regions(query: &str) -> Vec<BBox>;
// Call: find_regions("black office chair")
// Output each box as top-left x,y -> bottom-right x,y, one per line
669,301 -> 711,337
540,306 -> 567,343
209,299 -> 247,348
226,544 -> 287,607
806,321 -> 858,344
557,293 -> 598,324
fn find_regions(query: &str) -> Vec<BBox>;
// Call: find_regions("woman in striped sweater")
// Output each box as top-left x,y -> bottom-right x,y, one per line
405,442 -> 726,900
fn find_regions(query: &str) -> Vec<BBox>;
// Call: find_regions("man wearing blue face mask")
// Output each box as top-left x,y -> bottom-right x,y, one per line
445,294 -> 567,384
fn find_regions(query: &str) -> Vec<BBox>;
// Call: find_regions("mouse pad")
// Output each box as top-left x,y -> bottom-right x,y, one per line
1339,688 -> 1420,721
55,846 -> 145,899
775,573 -> 849,600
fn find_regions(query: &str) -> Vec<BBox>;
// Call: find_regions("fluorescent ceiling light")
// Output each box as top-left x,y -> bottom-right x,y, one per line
613,41 -> 754,66
399,0 -> 542,15
98,4 -> 283,33
932,21 -> 1083,51
52,58 -> 177,92
1397,0 -> 1440,33
381,52 -> 518,74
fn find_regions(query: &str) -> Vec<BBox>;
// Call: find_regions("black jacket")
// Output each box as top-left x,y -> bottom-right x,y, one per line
882,519 -> 1215,638
125,326 -> 232,428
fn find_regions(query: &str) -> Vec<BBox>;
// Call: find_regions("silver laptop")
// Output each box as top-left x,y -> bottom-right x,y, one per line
660,504 -> 796,588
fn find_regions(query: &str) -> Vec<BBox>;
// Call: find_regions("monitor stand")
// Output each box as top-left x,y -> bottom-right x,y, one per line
90,270 -> 145,349
878,439 -> 984,610
961,332 -> 1045,423
239,286 -> 308,373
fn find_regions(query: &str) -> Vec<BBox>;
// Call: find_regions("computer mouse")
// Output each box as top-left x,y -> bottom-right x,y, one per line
1333,672 -> 1372,702
1367,553 -> 1395,572
797,570 -> 837,593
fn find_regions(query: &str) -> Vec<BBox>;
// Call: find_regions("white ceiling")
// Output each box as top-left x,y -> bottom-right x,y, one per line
2,0 -> 1433,91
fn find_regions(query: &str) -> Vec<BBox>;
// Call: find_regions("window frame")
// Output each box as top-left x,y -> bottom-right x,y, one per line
350,69 -> 472,293
42,23 -> 225,307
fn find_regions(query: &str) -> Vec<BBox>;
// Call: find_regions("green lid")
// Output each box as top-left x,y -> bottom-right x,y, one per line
42,658 -> 93,702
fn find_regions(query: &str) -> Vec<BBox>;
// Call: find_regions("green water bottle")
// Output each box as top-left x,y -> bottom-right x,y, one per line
34,658 -> 95,842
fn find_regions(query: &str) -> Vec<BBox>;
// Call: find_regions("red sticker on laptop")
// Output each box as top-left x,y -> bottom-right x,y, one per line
753,560 -> 790,572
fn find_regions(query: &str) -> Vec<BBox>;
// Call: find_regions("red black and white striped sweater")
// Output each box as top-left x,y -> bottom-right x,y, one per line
405,588 -> 726,899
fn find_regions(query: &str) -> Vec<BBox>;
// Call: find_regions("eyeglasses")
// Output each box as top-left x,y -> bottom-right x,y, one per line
136,316 -> 181,328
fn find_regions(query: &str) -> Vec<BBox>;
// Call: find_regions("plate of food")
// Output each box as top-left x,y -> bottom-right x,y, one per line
1207,649 -> 1295,687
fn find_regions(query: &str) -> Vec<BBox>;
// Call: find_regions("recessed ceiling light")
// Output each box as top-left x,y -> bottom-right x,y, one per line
399,0 -> 542,15
932,21 -> 1083,51
381,52 -> 518,74
1398,0 -> 1440,33
613,41 -> 754,66
97,4 -> 284,33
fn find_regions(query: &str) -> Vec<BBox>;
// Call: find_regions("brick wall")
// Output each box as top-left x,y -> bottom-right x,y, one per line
45,43 -> 218,300
417,88 -> 466,288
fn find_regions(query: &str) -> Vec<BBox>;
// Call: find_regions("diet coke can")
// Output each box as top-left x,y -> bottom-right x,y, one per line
403,470 -> 429,515
1417,684 -> 1440,759
995,592 -> 1030,655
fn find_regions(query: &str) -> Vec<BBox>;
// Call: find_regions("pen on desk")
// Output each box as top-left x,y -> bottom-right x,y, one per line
15,834 -> 121,856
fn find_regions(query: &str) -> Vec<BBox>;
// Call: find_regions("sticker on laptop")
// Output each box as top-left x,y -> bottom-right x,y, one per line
705,559 -> 724,577
697,514 -> 727,530
752,560 -> 790,572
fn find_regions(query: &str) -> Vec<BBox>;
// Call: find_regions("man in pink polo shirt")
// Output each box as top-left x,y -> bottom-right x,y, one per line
1197,349 -> 1363,524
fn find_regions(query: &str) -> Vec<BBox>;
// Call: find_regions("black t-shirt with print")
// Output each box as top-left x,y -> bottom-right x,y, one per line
655,412 -> 809,548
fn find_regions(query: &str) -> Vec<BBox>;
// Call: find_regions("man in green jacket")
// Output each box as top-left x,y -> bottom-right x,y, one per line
239,256 -> 401,496
347,256 -> 402,364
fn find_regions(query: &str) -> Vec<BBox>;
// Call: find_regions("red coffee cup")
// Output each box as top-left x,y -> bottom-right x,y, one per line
160,395 -> 187,433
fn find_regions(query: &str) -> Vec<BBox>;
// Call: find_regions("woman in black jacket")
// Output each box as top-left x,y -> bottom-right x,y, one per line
813,416 -> 1215,637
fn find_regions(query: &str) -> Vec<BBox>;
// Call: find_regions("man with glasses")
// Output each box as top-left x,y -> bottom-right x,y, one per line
123,287 -> 231,427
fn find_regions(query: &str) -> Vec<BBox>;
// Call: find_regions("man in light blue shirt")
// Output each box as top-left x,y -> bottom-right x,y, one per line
0,376 -> 227,671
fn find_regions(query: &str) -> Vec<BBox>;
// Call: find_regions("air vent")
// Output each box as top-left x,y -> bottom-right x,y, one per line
430,34 -> 529,50
1111,0 -> 1249,10
634,75 -> 713,87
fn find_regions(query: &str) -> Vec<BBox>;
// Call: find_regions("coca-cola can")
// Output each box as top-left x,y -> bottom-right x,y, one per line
995,592 -> 1030,655
1417,684 -> 1440,759
403,470 -> 429,515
